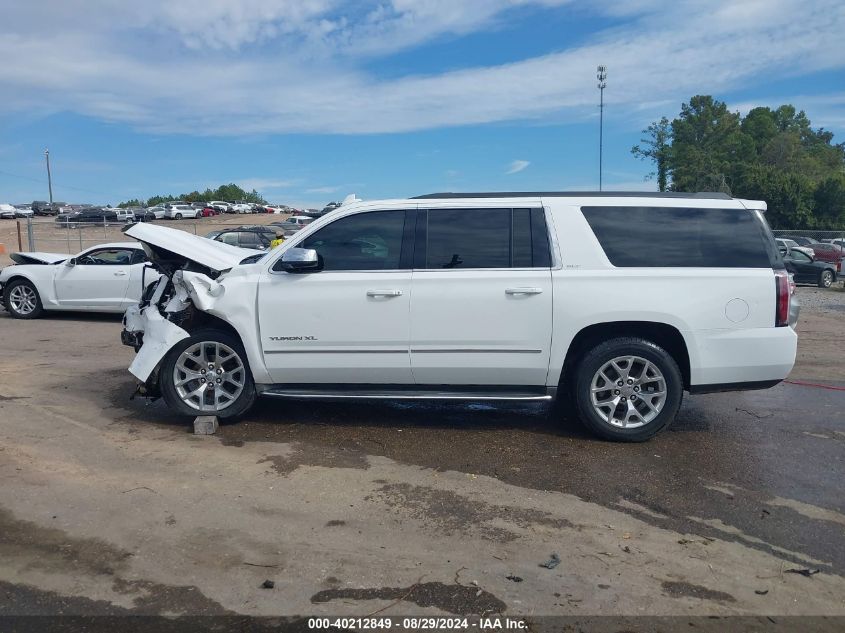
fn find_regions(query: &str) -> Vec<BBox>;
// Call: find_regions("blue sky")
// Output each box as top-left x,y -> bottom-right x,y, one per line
1,0 -> 844,208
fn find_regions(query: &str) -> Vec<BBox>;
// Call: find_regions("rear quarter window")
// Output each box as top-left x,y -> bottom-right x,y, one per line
581,206 -> 779,268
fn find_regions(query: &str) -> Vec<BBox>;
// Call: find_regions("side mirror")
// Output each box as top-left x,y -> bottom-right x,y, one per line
66,258 -> 76,267
276,248 -> 321,273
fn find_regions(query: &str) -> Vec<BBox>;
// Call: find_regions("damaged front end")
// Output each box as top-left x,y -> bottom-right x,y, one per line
120,223 -> 264,398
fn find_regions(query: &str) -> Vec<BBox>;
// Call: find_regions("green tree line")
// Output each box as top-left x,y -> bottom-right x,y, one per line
118,183 -> 267,208
632,96 -> 845,229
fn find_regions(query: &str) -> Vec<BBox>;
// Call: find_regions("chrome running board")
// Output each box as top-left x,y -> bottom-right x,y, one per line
259,386 -> 552,402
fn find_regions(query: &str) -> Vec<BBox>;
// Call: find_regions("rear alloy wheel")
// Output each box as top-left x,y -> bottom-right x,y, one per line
3,279 -> 44,319
572,337 -> 683,441
819,270 -> 833,288
175,213 -> 183,220
159,329 -> 256,418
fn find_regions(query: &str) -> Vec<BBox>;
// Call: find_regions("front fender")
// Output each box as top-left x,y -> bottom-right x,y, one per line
127,304 -> 190,382
0,270 -> 57,306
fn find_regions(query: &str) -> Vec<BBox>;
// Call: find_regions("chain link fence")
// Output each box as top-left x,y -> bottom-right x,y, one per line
772,229 -> 845,245
15,215 -> 289,255
11,217 -> 845,257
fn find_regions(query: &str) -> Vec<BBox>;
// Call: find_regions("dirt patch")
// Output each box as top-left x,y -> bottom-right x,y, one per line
0,507 -> 132,577
661,580 -> 736,603
0,580 -> 132,616
112,578 -> 232,615
369,483 -> 572,542
311,581 -> 506,615
258,443 -> 369,476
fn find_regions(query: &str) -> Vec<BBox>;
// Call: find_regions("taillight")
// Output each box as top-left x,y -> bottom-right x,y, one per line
775,269 -> 789,327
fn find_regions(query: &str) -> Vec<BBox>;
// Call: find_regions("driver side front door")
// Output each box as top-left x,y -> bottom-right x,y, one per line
54,247 -> 135,308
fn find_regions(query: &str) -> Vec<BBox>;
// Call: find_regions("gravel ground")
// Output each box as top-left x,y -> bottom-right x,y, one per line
1,294 -> 844,622
794,283 -> 845,314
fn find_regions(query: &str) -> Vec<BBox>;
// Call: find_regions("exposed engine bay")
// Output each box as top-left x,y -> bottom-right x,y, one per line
119,224 -> 266,397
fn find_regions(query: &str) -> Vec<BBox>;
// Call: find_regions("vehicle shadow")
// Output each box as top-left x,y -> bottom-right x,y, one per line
0,311 -> 124,323
108,377 -> 713,443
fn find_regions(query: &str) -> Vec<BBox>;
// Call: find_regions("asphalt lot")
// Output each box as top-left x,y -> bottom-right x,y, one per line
0,285 -> 843,621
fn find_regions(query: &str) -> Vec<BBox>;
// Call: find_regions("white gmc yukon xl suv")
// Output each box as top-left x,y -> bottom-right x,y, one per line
121,192 -> 797,441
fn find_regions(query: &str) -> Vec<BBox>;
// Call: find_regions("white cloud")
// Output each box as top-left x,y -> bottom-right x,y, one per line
0,1 -> 843,135
506,160 -> 530,175
237,178 -> 294,191
305,185 -> 341,194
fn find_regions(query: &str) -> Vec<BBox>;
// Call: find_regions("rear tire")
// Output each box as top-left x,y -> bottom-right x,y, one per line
571,337 -> 683,442
175,213 -> 182,220
819,270 -> 833,288
3,279 -> 44,319
159,329 -> 256,418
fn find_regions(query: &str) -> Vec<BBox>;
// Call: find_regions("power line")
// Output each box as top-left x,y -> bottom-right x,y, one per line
0,167 -> 118,198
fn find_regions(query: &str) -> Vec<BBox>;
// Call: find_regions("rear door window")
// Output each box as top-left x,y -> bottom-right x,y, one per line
423,208 -> 550,269
581,206 -> 776,268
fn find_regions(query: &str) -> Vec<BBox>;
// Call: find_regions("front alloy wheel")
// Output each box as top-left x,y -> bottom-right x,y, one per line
3,280 -> 44,319
174,341 -> 245,413
160,329 -> 256,418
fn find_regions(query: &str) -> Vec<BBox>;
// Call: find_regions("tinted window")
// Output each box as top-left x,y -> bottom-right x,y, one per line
788,250 -> 812,263
80,248 -> 135,265
512,208 -> 551,268
300,210 -> 406,271
238,232 -> 265,247
426,209 -> 510,269
582,206 -> 775,268
425,208 -> 550,269
130,250 -> 148,265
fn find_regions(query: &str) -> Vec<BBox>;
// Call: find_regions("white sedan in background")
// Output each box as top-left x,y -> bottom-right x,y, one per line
0,243 -> 159,319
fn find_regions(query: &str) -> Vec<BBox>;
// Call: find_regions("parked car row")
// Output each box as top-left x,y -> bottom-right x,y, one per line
776,239 -> 841,287
0,204 -> 35,219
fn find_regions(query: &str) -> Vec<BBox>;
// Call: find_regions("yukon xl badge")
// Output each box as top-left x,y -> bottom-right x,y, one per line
269,336 -> 317,341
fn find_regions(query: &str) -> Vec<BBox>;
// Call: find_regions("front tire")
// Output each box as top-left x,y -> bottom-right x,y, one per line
572,337 -> 683,442
159,329 -> 256,418
819,270 -> 833,288
3,279 -> 44,319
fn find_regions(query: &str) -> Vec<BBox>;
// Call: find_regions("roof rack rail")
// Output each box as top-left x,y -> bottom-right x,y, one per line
411,191 -> 733,200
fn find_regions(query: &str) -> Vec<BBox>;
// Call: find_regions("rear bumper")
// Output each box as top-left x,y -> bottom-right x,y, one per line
689,379 -> 782,394
689,325 -> 797,389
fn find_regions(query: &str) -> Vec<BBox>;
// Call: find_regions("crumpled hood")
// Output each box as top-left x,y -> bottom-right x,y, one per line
10,252 -> 68,265
124,223 -> 262,272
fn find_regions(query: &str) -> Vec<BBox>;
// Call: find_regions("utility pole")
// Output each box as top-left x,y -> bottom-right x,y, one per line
597,65 -> 607,191
45,148 -> 54,206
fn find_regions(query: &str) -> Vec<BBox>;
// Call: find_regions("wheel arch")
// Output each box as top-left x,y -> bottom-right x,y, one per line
560,321 -> 691,391
2,274 -> 47,301
178,310 -> 270,382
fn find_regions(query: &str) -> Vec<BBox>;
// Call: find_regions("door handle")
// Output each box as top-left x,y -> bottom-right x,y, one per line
366,290 -> 403,297
505,287 -> 543,295
114,271 -> 128,277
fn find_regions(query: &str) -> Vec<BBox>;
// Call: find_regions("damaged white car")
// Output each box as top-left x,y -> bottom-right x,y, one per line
121,192 -> 796,442
1,243 -> 158,319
